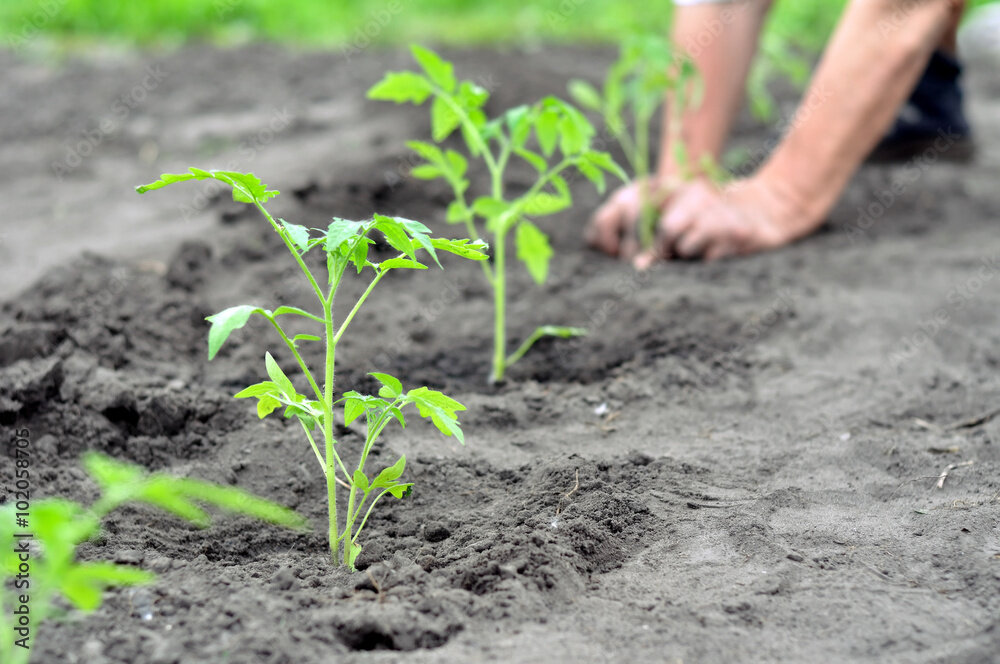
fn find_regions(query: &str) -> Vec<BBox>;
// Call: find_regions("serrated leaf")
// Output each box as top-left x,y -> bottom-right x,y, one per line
380,257 -> 428,270
325,217 -> 365,254
206,305 -> 265,360
367,71 -> 432,104
429,237 -> 489,261
568,79 -> 603,111
344,396 -> 367,426
136,168 -> 279,204
405,387 -> 466,444
373,214 -> 416,259
370,372 -> 403,398
431,96 -> 461,142
372,456 -> 406,488
281,221 -> 310,252
411,45 -> 456,92
516,221 -> 553,285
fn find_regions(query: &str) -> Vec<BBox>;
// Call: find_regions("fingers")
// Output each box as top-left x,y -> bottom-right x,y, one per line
587,185 -> 640,256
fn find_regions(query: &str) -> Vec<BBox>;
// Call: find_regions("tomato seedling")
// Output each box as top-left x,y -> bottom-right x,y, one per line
0,453 -> 306,664
369,46 -> 626,383
137,168 -> 487,567
569,36 -> 721,250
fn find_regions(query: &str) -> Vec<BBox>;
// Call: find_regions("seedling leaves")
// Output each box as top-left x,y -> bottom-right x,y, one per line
516,221 -> 553,285
206,305 -> 265,360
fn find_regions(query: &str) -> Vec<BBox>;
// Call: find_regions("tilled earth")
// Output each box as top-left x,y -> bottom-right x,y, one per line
1,44 -> 999,663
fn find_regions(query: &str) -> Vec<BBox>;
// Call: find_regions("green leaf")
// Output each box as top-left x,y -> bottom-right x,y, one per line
514,148 -> 548,174
234,381 -> 280,399
536,109 -> 559,157
576,161 -> 606,194
373,214 -> 416,259
410,45 -> 456,93
583,150 -> 628,182
505,105 -> 533,147
293,334 -> 322,343
472,197 -> 511,221
411,164 -> 443,180
446,150 -> 468,178
387,483 -> 414,499
344,395 -> 367,426
446,201 -> 470,224
352,470 -> 370,493
558,113 -> 587,156
257,394 -> 281,419
405,387 -> 466,444
380,257 -> 428,270
370,372 -> 403,399
522,192 -> 570,216
407,140 -> 445,163
372,455 -> 407,488
516,221 -> 553,285
61,563 -> 156,611
325,217 -> 365,254
533,325 -> 588,339
429,237 -> 489,261
174,478 -> 309,530
281,221 -> 310,252
456,81 -> 489,112
431,96 -> 461,142
568,79 -> 603,111
347,541 -> 362,568
136,168 -> 279,204
396,217 -> 442,268
264,352 -> 296,398
367,71 -> 432,104
206,305 -> 265,360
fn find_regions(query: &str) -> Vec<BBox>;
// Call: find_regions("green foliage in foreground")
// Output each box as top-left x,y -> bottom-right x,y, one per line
369,46 -> 625,383
0,453 -> 306,664
137,168 -> 488,567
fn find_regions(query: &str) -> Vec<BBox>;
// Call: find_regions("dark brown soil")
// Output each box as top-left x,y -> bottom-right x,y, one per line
2,44 -> 999,663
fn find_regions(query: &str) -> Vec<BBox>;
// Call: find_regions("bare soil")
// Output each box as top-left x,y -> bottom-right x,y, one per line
1,45 -> 999,664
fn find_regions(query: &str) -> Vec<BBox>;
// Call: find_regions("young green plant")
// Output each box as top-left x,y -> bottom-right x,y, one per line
0,453 -> 306,664
137,168 -> 487,568
368,45 -> 626,383
569,35 -> 718,250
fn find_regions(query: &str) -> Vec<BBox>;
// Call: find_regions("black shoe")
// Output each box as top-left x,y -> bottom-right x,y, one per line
868,50 -> 975,163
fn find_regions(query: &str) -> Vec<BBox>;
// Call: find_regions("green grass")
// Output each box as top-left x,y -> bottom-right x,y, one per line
0,0 -> 853,52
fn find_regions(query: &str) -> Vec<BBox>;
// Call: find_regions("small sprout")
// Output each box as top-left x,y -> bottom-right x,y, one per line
138,169 -> 487,568
370,46 -> 626,383
569,35 -> 725,251
0,454 -> 305,664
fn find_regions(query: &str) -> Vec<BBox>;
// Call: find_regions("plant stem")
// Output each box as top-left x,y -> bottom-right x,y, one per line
490,226 -> 507,384
332,270 -> 387,346
323,291 -> 339,564
267,317 -> 323,403
350,488 -> 392,547
253,200 -> 326,306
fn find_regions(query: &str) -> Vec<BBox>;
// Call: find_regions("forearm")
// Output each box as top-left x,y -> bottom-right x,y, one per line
758,0 -> 958,228
658,0 -> 772,180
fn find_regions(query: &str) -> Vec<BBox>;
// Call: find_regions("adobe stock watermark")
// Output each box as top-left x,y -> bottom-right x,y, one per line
51,64 -> 168,180
178,107 -> 294,221
885,254 -> 1000,368
845,129 -> 960,243
5,0 -> 65,52
340,1 -> 404,61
